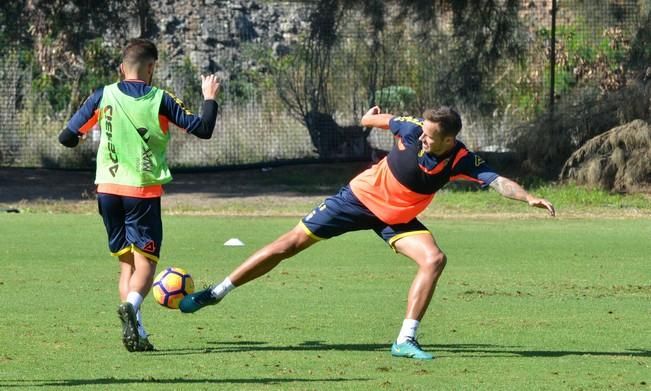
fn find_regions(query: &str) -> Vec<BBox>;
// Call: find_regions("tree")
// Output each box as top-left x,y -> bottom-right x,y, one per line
274,0 -> 524,159
275,0 -> 355,158
24,0 -> 140,116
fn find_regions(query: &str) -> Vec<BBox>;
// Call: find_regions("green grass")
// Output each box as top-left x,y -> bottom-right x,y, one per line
432,184 -> 651,216
1,214 -> 650,390
11,181 -> 651,219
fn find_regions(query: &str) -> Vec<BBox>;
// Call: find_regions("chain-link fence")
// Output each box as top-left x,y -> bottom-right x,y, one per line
1,1 -> 649,170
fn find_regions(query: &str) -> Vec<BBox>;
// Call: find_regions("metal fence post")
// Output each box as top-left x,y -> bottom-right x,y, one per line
550,0 -> 558,113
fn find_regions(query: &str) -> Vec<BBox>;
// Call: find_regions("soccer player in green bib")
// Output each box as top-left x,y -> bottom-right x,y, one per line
58,39 -> 220,352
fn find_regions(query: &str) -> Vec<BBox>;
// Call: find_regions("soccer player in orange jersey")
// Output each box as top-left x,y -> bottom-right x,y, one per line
181,105 -> 555,360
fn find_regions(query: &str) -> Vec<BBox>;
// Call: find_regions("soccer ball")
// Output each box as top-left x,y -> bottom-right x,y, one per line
152,267 -> 195,309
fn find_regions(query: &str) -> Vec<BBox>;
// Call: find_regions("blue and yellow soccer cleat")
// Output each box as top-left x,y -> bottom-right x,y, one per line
391,338 -> 434,360
179,285 -> 221,313
117,302 -> 140,352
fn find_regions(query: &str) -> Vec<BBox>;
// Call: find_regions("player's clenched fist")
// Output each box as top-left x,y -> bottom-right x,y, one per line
201,74 -> 220,100
365,106 -> 381,116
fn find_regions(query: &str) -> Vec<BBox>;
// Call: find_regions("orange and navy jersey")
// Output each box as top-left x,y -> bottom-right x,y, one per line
65,80 -> 217,198
349,116 -> 498,224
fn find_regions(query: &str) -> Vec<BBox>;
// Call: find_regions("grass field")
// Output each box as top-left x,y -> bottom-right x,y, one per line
1,212 -> 650,390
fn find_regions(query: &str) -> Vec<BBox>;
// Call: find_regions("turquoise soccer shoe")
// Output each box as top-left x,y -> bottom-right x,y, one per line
179,285 -> 221,313
391,338 -> 434,360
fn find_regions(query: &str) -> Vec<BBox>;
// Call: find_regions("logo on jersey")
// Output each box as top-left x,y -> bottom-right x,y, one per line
143,240 -> 156,253
103,105 -> 119,177
394,116 -> 423,127
475,155 -> 485,166
164,90 -> 193,116
137,127 -> 150,143
137,127 -> 154,173
141,147 -> 154,173
305,203 -> 326,222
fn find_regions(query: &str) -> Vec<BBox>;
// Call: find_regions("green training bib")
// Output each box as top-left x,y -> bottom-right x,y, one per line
95,83 -> 171,187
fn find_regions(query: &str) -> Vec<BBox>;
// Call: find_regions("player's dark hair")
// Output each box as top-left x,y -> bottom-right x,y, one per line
422,106 -> 462,137
122,39 -> 158,67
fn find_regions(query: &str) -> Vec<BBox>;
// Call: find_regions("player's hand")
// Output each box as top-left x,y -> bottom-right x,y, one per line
365,106 -> 381,116
78,132 -> 88,145
201,74 -> 220,100
361,105 -> 392,130
528,197 -> 555,217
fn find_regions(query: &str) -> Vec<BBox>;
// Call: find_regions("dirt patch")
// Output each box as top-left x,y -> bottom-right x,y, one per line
0,163 -> 367,212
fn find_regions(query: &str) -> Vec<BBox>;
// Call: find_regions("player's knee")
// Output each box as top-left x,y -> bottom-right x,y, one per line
422,251 -> 447,273
288,230 -> 312,255
271,230 -> 309,258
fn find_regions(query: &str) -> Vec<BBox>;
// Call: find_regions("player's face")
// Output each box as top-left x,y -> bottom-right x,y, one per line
420,120 -> 454,156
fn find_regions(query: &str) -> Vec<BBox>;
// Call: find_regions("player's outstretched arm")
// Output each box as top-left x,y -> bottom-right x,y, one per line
361,106 -> 393,130
490,176 -> 556,216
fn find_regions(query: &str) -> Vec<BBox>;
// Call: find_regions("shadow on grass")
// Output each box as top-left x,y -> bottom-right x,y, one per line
0,376 -> 369,388
146,340 -> 651,359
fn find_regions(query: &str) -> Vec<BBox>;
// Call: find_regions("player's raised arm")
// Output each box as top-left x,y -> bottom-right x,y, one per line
201,74 -> 220,101
490,176 -> 556,216
361,106 -> 394,130
161,74 -> 220,140
187,74 -> 220,139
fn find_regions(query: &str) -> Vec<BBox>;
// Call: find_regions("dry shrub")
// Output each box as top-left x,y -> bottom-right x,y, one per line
510,81 -> 651,179
559,119 -> 651,193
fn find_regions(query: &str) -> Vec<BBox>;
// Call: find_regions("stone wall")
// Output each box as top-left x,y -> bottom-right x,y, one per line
131,1 -> 314,86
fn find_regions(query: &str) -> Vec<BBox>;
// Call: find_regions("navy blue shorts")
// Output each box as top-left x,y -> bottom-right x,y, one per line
300,185 -> 430,249
97,193 -> 162,262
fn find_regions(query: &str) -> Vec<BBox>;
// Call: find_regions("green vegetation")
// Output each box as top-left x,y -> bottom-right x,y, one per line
78,38 -> 121,96
0,214 -> 649,389
227,43 -> 277,104
31,73 -> 73,113
177,56 -> 203,111
30,38 -> 120,113
494,13 -> 633,120
3,2 -> 651,172
375,85 -> 417,113
538,22 -> 629,97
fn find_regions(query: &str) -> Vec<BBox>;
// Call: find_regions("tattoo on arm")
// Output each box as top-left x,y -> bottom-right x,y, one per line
490,176 -> 530,202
